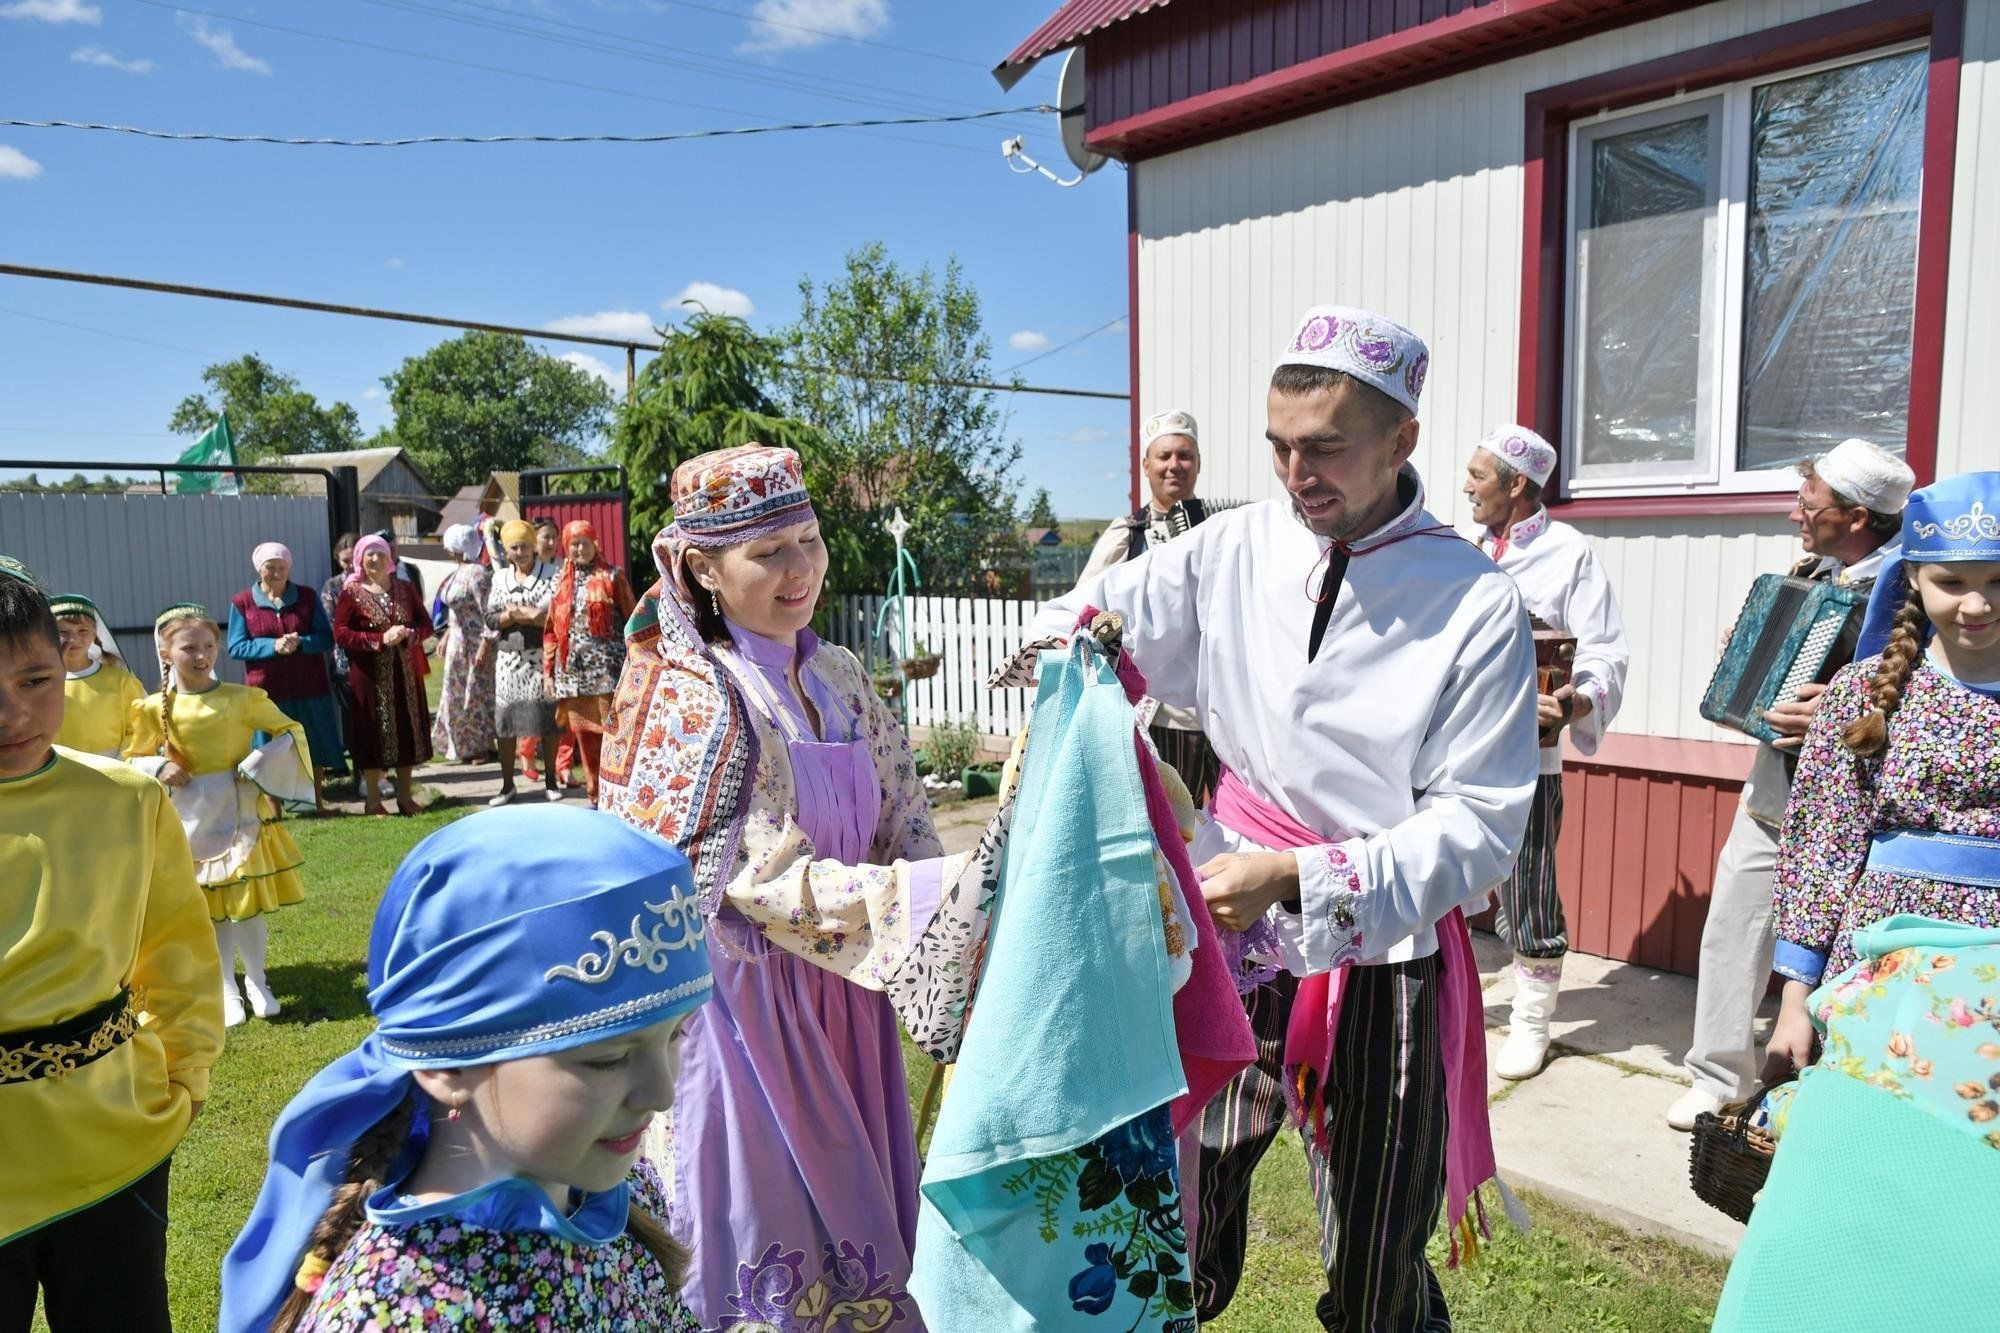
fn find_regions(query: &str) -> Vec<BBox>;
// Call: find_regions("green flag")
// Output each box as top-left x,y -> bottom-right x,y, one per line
174,414 -> 239,495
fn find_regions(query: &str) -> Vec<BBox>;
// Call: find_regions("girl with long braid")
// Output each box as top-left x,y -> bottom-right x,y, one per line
126,604 -> 314,1028
1766,470 -> 2000,1070
218,806 -> 710,1333
1712,471 -> 2000,1328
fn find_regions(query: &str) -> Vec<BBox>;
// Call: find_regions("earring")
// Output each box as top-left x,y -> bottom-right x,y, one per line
710,591 -> 722,619
445,1103 -> 463,1123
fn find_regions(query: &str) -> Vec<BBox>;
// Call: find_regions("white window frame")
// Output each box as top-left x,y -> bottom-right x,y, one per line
1560,41 -> 1927,498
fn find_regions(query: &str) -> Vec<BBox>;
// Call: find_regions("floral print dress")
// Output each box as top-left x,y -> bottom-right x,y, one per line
429,562 -> 495,762
486,560 -> 560,738
300,1163 -> 701,1332
1773,656 -> 2000,984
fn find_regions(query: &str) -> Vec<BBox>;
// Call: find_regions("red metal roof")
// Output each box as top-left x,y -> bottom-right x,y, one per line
993,0 -> 1173,87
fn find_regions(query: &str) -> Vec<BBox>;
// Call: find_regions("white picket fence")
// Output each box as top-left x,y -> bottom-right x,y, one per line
827,594 -> 1042,739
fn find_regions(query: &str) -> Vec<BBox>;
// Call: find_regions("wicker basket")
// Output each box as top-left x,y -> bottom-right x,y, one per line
872,673 -> 905,701
1688,1078 -> 1789,1224
901,653 -> 943,681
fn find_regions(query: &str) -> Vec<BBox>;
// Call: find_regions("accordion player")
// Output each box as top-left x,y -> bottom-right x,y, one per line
1701,574 -> 1868,744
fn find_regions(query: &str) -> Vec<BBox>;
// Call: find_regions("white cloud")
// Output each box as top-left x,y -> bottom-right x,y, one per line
0,0 -> 101,24
738,0 -> 886,53
559,352 -> 621,389
385,256 -> 404,270
1064,426 -> 1111,445
545,310 -> 656,341
362,387 -> 384,400
1008,330 -> 1050,353
0,146 -> 44,180
70,45 -> 152,72
177,14 -> 271,75
1109,317 -> 1128,333
667,282 -> 754,319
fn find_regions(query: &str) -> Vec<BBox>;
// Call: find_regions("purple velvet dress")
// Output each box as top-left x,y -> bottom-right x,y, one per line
666,623 -> 930,1332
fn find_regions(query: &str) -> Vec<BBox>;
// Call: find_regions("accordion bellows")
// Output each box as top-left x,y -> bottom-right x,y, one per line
1701,575 -> 1865,743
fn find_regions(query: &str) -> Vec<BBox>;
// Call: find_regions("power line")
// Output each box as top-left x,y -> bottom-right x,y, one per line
345,0 -> 1045,136
125,0 -> 1007,158
1,108 -> 1044,148
0,263 -> 1132,402
637,0 -> 986,68
1004,316 -> 1126,374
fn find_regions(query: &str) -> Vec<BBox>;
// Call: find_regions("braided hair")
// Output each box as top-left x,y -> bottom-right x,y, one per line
267,1097 -> 691,1331
154,614 -> 217,770
1840,566 -> 1928,758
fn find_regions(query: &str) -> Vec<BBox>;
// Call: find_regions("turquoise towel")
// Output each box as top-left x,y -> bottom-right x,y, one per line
911,640 -> 1192,1331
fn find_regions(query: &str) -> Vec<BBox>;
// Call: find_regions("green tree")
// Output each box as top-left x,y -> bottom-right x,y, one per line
1026,487 -> 1059,528
169,354 -> 362,462
778,242 -> 1024,598
383,332 -> 613,492
611,309 -> 817,573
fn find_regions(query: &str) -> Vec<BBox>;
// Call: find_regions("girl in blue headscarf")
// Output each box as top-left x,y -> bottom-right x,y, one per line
219,804 -> 713,1333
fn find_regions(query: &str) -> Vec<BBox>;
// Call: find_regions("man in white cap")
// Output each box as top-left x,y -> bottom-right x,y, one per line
1036,308 -> 1538,1329
1463,426 -> 1629,1080
1077,408 -> 1230,799
1670,436 -> 1915,1128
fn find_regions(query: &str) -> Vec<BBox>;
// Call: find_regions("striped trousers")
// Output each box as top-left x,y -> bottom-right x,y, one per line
1149,722 -> 1220,809
1493,772 -> 1567,959
1193,958 -> 1451,1331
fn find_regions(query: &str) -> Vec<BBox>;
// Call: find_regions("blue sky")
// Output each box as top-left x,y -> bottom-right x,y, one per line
0,0 -> 1134,518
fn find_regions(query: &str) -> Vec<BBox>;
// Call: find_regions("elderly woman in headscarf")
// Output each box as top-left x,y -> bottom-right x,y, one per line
599,445 -> 993,1331
542,518 -> 635,807
333,533 -> 434,816
484,517 -> 563,805
227,540 -> 341,814
428,522 -> 496,764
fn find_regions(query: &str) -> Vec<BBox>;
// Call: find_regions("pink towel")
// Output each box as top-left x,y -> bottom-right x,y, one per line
1212,766 -> 1502,1262
1076,607 -> 1256,1135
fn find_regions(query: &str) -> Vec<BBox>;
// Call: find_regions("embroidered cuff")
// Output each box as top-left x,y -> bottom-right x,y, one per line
1772,939 -> 1829,988
1293,841 -> 1369,971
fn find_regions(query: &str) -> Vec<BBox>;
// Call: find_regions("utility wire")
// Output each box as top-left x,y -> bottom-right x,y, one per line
346,0 -> 1045,136
1003,315 -> 1126,374
0,262 -> 1132,401
1,108 -> 1045,148
638,0 -> 986,68
125,0 -> 1008,158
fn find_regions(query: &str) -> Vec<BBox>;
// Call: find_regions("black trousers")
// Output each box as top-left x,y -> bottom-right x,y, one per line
1193,960 -> 1451,1331
0,1157 -> 173,1333
1149,721 -> 1220,808
1493,772 -> 1568,959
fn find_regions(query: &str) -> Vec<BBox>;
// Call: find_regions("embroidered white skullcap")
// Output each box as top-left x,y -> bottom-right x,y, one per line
1814,438 -> 1915,514
1139,410 -> 1198,452
1275,305 -> 1429,415
1479,425 -> 1559,488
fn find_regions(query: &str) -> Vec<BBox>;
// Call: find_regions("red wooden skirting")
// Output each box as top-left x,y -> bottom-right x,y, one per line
1472,758 -> 1744,976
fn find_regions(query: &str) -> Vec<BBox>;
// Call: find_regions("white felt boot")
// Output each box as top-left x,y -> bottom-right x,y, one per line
237,916 -> 281,1019
214,920 -> 246,1028
1495,955 -> 1562,1080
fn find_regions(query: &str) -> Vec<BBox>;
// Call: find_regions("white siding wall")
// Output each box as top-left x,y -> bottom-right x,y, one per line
1133,0 -> 1996,743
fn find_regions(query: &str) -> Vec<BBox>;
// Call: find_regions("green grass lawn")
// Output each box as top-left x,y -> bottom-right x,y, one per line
150,808 -> 1727,1330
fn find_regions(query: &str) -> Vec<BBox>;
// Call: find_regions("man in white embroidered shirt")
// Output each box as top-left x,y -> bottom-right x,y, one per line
1463,426 -> 1630,1081
1036,305 -> 1539,1330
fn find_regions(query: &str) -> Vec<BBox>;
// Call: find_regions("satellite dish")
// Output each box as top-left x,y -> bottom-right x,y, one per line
1057,48 -> 1106,178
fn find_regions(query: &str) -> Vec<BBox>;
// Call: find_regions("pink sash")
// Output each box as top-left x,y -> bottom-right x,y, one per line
1212,766 -> 1503,1262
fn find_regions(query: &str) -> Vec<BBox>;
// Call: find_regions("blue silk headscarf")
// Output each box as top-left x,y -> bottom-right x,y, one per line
218,804 -> 712,1333
1855,472 -> 2000,657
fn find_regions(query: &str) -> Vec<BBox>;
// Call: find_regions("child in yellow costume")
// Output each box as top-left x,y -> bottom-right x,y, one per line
0,556 -> 223,1332
127,603 -> 313,1028
50,593 -> 144,759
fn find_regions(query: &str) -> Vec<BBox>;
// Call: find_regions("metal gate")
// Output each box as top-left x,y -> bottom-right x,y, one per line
0,460 -> 359,687
520,463 -> 633,578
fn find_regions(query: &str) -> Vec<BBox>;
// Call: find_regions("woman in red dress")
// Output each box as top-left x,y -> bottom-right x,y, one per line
333,534 -> 434,815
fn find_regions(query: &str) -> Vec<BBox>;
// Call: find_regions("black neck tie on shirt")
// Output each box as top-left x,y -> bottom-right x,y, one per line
1307,545 -> 1351,664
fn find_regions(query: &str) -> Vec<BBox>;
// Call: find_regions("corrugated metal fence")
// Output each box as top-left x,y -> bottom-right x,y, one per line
2,492 -> 336,688
826,594 -> 1042,739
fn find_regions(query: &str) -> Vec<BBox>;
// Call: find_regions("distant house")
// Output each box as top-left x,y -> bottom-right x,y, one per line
1022,526 -> 1065,547
277,446 -> 444,540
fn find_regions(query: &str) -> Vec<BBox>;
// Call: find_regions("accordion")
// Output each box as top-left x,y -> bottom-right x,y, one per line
1700,575 -> 1866,743
1529,614 -> 1577,748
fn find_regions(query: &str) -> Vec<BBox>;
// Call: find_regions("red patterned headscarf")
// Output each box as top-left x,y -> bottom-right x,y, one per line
547,520 -> 619,672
